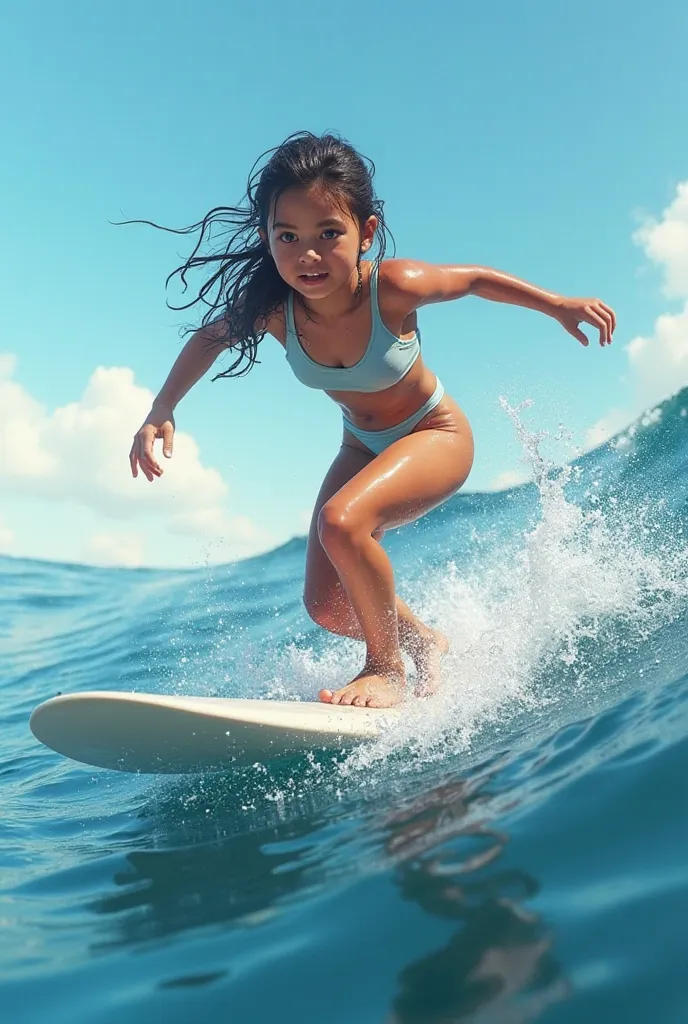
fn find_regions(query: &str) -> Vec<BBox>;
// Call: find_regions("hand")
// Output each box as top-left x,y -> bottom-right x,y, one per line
130,403 -> 175,482
554,296 -> 616,347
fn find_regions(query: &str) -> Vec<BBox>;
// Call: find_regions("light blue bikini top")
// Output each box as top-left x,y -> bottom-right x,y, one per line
284,262 -> 420,392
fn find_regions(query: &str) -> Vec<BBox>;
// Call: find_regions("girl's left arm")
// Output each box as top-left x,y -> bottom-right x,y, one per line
385,260 -> 616,347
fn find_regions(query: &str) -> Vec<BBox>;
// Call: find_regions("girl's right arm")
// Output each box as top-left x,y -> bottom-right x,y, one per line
129,321 -> 228,482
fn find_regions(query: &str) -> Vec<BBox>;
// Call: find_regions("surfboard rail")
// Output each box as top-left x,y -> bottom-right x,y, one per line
29,690 -> 400,773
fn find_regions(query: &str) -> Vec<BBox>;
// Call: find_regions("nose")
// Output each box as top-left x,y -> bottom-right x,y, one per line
299,248 -> 322,264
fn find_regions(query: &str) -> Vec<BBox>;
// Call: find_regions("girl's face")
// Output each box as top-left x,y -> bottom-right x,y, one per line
263,186 -> 377,298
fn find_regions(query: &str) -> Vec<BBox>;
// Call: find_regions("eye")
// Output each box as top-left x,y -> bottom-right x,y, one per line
321,229 -> 341,240
278,232 -> 296,243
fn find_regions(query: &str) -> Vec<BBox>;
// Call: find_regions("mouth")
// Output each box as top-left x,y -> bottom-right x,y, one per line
298,272 -> 329,286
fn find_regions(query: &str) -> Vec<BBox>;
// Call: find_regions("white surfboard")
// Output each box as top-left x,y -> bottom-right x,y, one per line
29,691 -> 400,774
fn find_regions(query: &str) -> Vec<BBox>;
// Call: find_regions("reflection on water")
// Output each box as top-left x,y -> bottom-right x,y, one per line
93,821 -> 312,945
382,776 -> 570,1023
89,761 -> 569,1020
90,765 -> 333,949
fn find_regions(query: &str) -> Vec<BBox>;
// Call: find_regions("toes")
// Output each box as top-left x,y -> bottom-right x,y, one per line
320,678 -> 404,709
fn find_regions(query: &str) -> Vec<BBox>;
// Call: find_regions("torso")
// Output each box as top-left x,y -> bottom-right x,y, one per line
265,261 -> 442,432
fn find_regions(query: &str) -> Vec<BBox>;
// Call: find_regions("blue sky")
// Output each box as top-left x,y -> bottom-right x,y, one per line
1,0 -> 687,567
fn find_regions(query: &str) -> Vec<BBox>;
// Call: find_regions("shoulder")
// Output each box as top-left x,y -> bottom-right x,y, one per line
378,258 -> 476,308
378,259 -> 428,293
374,259 -> 430,317
377,259 -> 445,309
196,316 -> 233,348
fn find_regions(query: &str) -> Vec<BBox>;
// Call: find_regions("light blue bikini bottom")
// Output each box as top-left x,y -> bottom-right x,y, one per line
342,378 -> 445,456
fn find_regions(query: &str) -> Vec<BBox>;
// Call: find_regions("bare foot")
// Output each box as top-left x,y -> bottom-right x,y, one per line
319,663 -> 406,708
409,628 -> 450,697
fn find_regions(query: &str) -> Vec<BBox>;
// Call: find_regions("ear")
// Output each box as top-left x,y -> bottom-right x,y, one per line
359,214 -> 378,254
258,227 -> 272,256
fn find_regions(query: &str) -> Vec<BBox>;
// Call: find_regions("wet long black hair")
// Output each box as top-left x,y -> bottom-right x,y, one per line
126,132 -> 393,380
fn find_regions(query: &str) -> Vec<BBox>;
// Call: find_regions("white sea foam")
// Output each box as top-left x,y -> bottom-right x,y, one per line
256,399 -> 688,776
164,396 -> 688,798
360,399 -> 686,766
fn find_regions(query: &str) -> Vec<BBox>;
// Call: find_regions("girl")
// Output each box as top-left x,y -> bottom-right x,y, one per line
129,132 -> 615,709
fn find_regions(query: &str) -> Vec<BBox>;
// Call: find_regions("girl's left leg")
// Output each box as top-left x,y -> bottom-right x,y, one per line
318,424 -> 474,708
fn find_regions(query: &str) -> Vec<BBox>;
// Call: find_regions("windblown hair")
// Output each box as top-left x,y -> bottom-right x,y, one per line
125,132 -> 393,379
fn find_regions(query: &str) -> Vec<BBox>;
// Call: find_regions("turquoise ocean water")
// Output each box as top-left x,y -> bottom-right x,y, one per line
2,395 -> 688,1023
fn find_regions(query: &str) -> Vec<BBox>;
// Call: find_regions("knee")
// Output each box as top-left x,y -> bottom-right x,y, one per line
316,500 -> 357,554
317,501 -> 383,556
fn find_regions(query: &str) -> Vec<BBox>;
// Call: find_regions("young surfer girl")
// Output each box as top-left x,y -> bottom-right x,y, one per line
129,132 -> 615,709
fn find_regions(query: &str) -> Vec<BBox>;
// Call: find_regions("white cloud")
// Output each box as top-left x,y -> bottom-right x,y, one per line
487,468 -> 530,491
297,509 -> 312,532
0,359 -> 273,561
0,356 -> 57,478
583,407 -> 637,451
624,303 -> 688,410
0,354 -> 17,380
0,513 -> 15,553
489,182 -> 688,477
578,181 -> 688,453
83,530 -> 145,568
633,182 -> 688,298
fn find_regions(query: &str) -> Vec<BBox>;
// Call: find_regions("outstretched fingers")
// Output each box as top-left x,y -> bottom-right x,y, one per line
130,418 -> 175,482
562,297 -> 616,347
130,428 -> 161,481
586,300 -> 615,346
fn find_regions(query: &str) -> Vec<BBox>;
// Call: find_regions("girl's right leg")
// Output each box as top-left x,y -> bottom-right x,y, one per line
303,443 -> 448,693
